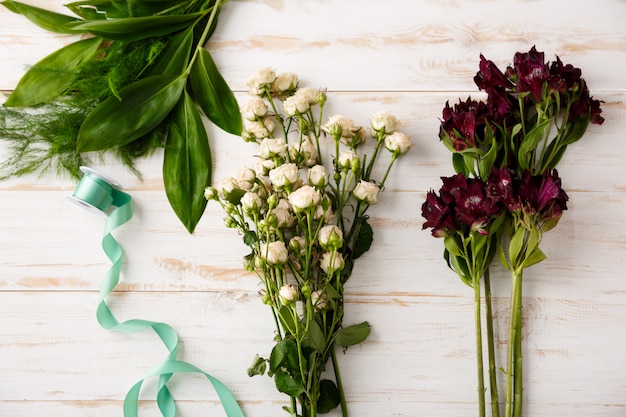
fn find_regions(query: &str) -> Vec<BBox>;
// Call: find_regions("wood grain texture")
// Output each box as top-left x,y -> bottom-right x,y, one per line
1,1 -> 625,416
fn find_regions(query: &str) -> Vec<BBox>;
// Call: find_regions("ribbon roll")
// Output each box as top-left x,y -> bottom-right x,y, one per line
70,166 -> 245,417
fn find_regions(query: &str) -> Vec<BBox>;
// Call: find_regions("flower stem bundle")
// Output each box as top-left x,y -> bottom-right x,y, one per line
421,46 -> 603,417
1,0 -> 241,233
207,68 -> 411,417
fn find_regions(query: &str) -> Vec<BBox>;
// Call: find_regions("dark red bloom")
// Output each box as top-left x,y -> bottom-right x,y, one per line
421,190 -> 457,237
514,46 -> 551,101
440,98 -> 490,151
486,166 -> 514,207
474,54 -> 514,91
548,55 -> 582,94
455,179 -> 502,234
568,79 -> 605,125
512,169 -> 568,222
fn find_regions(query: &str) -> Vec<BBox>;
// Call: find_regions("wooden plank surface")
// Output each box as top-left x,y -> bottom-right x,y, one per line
1,1 -> 625,416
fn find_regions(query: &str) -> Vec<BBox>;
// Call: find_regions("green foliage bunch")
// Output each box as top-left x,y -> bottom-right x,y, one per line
1,0 -> 242,232
206,68 -> 412,417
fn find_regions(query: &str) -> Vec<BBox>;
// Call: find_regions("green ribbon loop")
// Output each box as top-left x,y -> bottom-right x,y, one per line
71,167 -> 245,417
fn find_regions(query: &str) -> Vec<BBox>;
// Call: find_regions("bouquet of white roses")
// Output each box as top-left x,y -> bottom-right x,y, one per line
206,68 -> 411,417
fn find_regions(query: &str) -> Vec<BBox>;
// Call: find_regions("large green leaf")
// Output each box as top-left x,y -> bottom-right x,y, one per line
163,92 -> 211,233
274,369 -> 304,397
145,26 -> 193,77
65,0 -> 128,19
4,37 -> 102,107
77,74 -> 185,152
189,48 -> 242,136
317,379 -> 340,413
335,321 -> 370,347
1,0 -> 83,34
352,218 -> 373,259
65,12 -> 203,42
517,119 -> 551,170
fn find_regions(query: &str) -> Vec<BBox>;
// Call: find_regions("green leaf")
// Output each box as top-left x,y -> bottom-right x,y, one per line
65,12 -> 204,42
243,230 -> 258,247
520,247 -> 547,269
2,0 -> 83,34
335,321 -> 370,347
274,369 -> 304,397
77,74 -> 185,152
303,320 -> 326,353
508,227 -> 527,269
4,37 -> 102,107
452,152 -> 467,176
270,338 -> 300,373
145,26 -> 194,77
65,0 -> 129,19
352,218 -> 373,259
277,306 -> 296,335
478,135 -> 498,180
317,379 -> 340,413
517,119 -> 551,170
246,354 -> 266,377
189,48 -> 242,136
163,92 -> 211,233
226,188 -> 246,206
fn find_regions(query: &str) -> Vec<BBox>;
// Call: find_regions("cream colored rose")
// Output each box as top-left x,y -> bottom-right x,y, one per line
320,251 -> 344,274
337,150 -> 358,170
318,225 -> 343,250
236,167 -> 257,190
259,138 -> 287,159
215,177 -> 240,200
384,131 -> 412,155
272,72 -> 298,93
371,111 -> 399,135
288,185 -> 321,211
289,236 -> 306,256
283,94 -> 310,116
322,114 -> 355,138
272,207 -> 294,228
241,98 -> 268,121
241,192 -> 262,214
260,241 -> 288,265
307,164 -> 328,188
353,180 -> 380,205
289,139 -> 318,167
311,290 -> 327,311
278,284 -> 299,305
247,67 -> 277,95
269,163 -> 299,188
296,87 -> 319,105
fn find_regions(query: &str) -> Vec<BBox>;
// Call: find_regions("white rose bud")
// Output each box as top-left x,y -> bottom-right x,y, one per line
259,138 -> 288,159
241,192 -> 262,214
314,205 -> 335,222
283,94 -> 310,116
256,159 -> 276,176
370,111 -> 399,135
289,139 -> 318,167
340,126 -> 366,148
241,98 -> 268,121
289,236 -> 306,256
272,207 -> 294,228
353,180 -> 380,205
384,131 -> 412,156
215,177 -> 240,200
246,120 -> 271,139
272,72 -> 298,93
260,241 -> 289,266
320,252 -> 344,274
247,67 -> 277,96
269,163 -> 299,188
311,290 -> 327,311
307,165 -> 328,188
337,150 -> 359,170
322,114 -> 355,138
278,284 -> 299,306
204,186 -> 218,201
318,225 -> 343,250
237,167 -> 257,190
288,185 -> 321,211
295,87 -> 319,105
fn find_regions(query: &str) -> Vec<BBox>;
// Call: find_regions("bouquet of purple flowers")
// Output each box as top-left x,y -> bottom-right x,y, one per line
421,46 -> 603,417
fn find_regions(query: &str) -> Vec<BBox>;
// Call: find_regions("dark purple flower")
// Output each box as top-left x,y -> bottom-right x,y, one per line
514,46 -> 551,101
455,179 -> 502,234
440,98 -> 490,151
474,54 -> 514,92
421,190 -> 457,237
568,79 -> 605,125
548,55 -> 582,94
486,166 -> 514,207
512,169 -> 568,224
440,173 -> 468,205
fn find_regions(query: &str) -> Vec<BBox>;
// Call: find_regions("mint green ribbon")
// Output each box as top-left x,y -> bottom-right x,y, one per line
71,168 -> 245,417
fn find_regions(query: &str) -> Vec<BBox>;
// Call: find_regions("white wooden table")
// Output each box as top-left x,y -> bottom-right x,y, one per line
1,1 -> 625,416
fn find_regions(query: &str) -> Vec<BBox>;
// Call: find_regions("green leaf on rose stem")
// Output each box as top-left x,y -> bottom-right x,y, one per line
145,26 -> 194,77
189,48 -> 242,136
64,12 -> 204,42
77,74 -> 185,152
225,188 -> 246,206
303,320 -> 326,353
274,369 -> 304,397
243,230 -> 258,247
3,37 -> 102,107
317,379 -> 341,413
517,119 -> 551,170
277,307 -> 296,336
335,321 -> 370,347
270,338 -> 301,374
520,247 -> 547,269
1,0 -> 83,34
246,354 -> 267,377
163,92 -> 211,233
352,218 -> 373,259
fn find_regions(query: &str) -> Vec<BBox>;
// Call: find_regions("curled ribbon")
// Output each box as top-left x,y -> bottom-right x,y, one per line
69,167 -> 245,417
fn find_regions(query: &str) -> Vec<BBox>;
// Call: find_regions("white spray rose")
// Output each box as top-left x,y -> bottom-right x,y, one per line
259,138 -> 288,159
314,204 -> 335,222
307,165 -> 328,188
272,207 -> 294,228
290,139 -> 318,167
256,159 -> 276,176
247,67 -> 276,96
269,163 -> 299,188
278,284 -> 299,305
370,111 -> 399,135
260,241 -> 289,266
288,185 -> 321,211
241,98 -> 268,121
353,180 -> 380,205
318,225 -> 343,250
283,94 -> 310,116
204,186 -> 217,201
237,167 -> 257,190
295,87 -> 319,105
320,251 -> 345,274
272,72 -> 298,93
384,131 -> 412,155
322,114 -> 355,138
215,177 -> 240,200
246,120 -> 271,139
241,192 -> 262,214
311,290 -> 327,311
289,236 -> 306,256
337,150 -> 358,170
341,126 -> 366,148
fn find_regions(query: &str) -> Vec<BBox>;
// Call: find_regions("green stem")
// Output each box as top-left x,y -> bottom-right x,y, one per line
484,268 -> 500,417
331,347 -> 349,417
473,275 -> 486,417
505,269 -> 523,417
